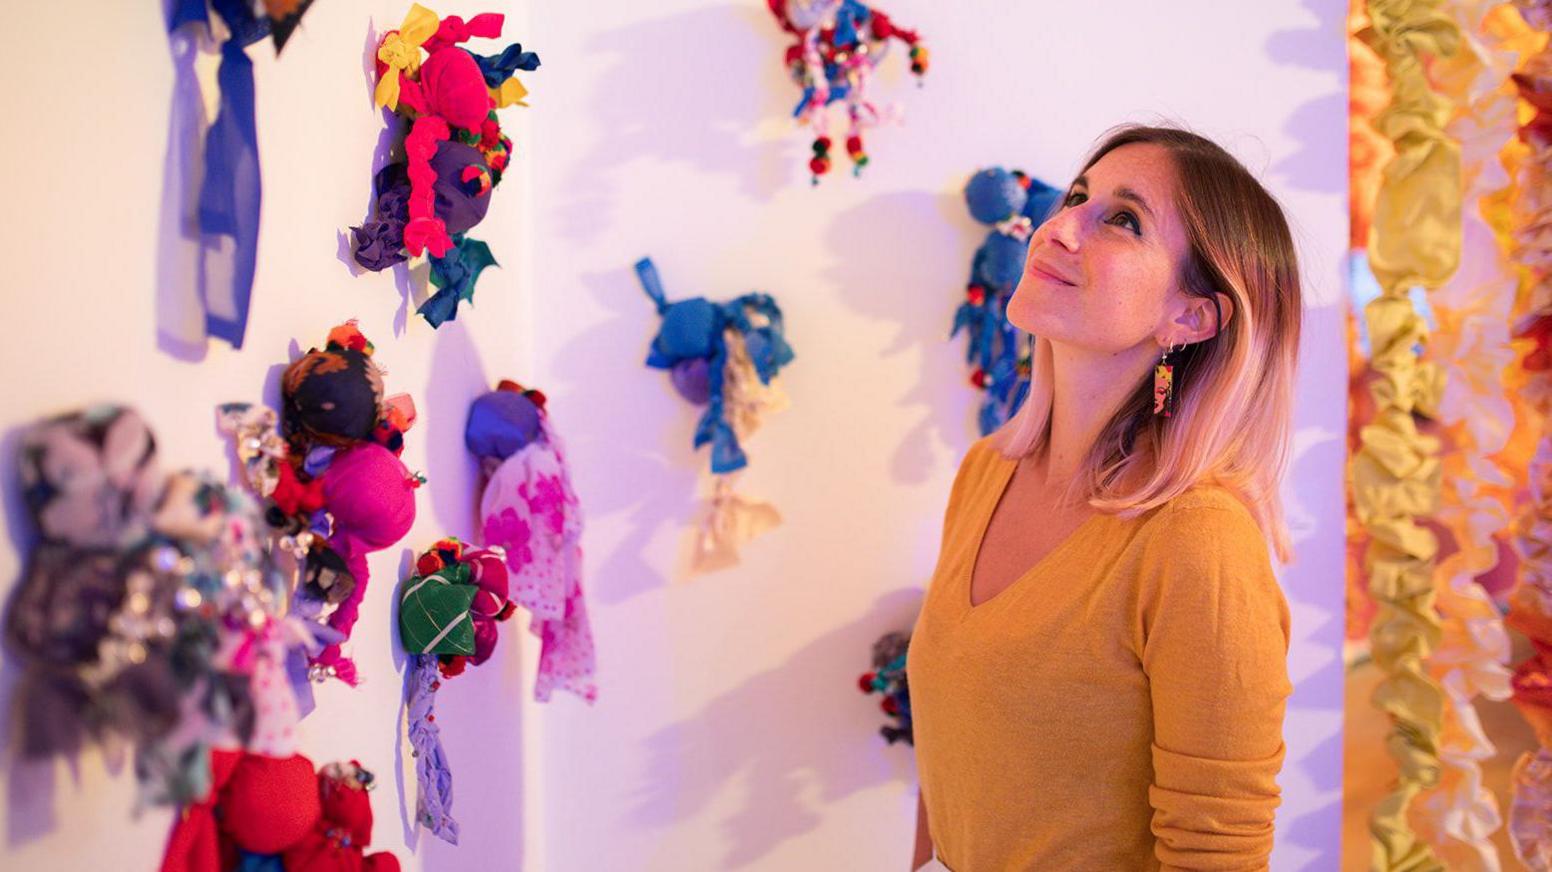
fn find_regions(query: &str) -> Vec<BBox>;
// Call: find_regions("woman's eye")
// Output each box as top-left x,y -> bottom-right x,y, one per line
1107,210 -> 1141,235
1063,190 -> 1087,208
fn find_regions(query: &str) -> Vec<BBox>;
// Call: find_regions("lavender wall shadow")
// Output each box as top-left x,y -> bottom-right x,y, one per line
629,588 -> 922,868
545,267 -> 699,603
821,189 -> 981,483
553,6 -> 793,244
1262,1 -> 1348,868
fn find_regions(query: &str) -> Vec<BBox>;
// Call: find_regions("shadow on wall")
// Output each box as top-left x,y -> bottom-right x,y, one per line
820,189 -> 981,484
546,266 -> 701,604
422,321 -> 488,536
1264,0 -> 1348,198
630,587 -> 922,869
555,5 -> 795,244
1260,1 -> 1348,869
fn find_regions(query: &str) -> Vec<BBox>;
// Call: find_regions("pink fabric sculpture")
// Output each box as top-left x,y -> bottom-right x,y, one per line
467,380 -> 597,703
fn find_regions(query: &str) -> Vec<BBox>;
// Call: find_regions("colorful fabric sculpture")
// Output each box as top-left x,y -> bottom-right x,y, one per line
217,322 -> 420,688
164,0 -> 319,348
857,631 -> 912,745
953,167 -> 1061,435
634,258 -> 795,572
160,750 -> 399,872
4,406 -> 312,808
351,3 -> 540,327
767,0 -> 927,183
398,539 -> 516,844
469,381 -> 597,703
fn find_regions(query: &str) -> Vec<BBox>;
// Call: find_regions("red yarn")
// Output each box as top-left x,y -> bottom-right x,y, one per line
403,116 -> 453,257
272,463 -> 326,518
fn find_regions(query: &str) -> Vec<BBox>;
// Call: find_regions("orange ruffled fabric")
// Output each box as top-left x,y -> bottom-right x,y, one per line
1499,6 -> 1552,870
1353,0 -> 1397,250
1412,6 -> 1534,869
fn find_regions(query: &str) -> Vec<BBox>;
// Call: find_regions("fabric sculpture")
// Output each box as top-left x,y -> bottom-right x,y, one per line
634,257 -> 796,572
397,539 -> 516,844
4,405 -> 312,808
953,167 -> 1061,435
857,630 -> 912,745
468,381 -> 597,704
351,3 -> 541,327
160,751 -> 399,872
165,0 -> 321,348
766,0 -> 927,183
217,321 -> 420,688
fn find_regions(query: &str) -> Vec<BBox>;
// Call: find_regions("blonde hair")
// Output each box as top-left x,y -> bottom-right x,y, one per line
996,125 -> 1303,562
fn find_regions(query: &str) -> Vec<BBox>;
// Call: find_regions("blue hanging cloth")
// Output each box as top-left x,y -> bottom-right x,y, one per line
171,0 -> 269,349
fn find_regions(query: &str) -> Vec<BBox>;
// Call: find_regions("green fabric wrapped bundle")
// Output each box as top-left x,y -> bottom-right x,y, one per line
398,562 -> 477,655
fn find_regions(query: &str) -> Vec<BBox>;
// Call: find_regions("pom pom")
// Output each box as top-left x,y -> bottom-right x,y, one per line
219,753 -> 322,853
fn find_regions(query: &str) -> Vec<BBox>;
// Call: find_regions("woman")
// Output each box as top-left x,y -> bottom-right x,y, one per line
908,125 -> 1301,871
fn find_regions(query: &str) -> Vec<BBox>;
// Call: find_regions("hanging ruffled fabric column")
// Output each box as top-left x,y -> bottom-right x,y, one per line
1412,5 -> 1537,869
1347,0 -> 1394,655
1354,1 -> 1463,868
1502,4 -> 1552,868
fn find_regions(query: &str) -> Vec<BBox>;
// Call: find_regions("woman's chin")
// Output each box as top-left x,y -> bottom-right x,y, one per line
1005,295 -> 1056,337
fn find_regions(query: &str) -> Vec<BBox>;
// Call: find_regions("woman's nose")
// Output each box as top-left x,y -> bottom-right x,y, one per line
1040,206 -> 1081,252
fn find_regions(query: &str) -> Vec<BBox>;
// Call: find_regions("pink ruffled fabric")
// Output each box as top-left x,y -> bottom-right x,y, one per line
479,417 -> 596,703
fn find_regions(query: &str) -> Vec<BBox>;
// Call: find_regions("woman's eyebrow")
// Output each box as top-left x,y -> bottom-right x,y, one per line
1114,186 -> 1155,219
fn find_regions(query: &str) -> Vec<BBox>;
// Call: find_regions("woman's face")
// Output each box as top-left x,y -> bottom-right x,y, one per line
1006,142 -> 1194,355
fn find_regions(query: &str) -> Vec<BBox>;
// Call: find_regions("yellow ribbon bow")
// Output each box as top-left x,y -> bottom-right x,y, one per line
490,76 -> 530,109
374,4 -> 441,111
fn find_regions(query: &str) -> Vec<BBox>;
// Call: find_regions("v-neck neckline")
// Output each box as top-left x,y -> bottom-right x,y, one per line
963,454 -> 1104,614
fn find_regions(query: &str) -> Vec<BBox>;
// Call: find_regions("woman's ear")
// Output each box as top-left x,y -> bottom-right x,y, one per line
1169,291 -> 1234,344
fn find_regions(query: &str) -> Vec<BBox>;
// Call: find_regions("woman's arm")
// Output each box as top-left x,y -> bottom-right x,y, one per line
1138,503 -> 1292,871
911,790 -> 933,870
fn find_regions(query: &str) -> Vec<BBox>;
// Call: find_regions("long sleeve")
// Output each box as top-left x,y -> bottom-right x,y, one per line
1136,499 -> 1292,871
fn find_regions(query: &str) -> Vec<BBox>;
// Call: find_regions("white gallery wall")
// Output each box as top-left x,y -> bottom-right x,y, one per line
0,1 -> 1346,870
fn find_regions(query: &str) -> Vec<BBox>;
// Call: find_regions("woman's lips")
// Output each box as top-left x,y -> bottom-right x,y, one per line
1028,259 -> 1077,286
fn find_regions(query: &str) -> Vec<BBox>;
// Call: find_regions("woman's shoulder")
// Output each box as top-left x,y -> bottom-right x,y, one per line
1134,483 -> 1272,565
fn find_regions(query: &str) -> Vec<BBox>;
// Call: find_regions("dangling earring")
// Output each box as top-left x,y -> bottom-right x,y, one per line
1153,343 -> 1177,417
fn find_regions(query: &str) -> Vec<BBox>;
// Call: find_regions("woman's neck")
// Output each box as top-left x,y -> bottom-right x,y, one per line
1039,339 -> 1158,488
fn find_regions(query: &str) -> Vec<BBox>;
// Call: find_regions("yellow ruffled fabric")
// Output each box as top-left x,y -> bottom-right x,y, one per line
1356,1 -> 1464,869
1412,5 -> 1533,869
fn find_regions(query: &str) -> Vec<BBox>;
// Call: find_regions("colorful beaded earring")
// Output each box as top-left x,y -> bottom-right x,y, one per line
1153,342 -> 1178,417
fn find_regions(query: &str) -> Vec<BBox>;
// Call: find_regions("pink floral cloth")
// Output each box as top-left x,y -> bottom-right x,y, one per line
479,417 -> 596,703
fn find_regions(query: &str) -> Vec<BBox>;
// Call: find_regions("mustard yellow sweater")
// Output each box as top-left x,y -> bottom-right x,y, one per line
909,439 -> 1291,871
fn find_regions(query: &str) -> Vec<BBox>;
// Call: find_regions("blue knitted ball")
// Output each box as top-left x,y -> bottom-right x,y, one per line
964,168 -> 1027,225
